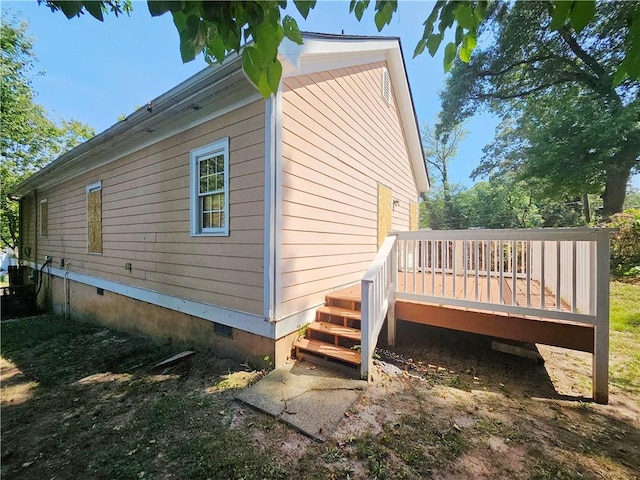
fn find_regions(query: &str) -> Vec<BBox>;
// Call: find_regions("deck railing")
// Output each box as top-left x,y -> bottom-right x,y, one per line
360,234 -> 397,380
395,228 -> 610,325
360,227 -> 611,400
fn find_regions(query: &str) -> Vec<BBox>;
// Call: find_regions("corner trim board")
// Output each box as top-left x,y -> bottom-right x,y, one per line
32,263 -> 275,338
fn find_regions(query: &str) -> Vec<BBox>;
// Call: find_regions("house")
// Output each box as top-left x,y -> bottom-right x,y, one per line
10,33 -> 429,368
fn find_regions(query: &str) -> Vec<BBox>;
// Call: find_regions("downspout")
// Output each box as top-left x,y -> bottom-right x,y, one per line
263,95 -> 277,322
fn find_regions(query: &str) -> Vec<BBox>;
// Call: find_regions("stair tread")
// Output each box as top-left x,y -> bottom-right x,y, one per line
294,338 -> 361,365
326,291 -> 362,303
307,321 -> 361,341
317,305 -> 362,321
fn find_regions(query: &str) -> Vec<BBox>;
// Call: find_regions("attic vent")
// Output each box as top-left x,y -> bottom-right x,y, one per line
381,68 -> 391,105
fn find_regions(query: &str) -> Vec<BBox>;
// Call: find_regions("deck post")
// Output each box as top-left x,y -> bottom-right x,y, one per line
360,279 -> 371,381
593,229 -> 610,404
388,243 -> 398,347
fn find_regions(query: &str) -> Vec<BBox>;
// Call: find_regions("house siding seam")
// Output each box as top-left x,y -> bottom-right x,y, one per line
24,100 -> 266,317
279,61 -> 419,318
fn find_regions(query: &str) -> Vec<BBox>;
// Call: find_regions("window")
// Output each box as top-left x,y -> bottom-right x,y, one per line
87,181 -> 102,254
381,67 -> 391,105
190,138 -> 229,236
40,199 -> 48,237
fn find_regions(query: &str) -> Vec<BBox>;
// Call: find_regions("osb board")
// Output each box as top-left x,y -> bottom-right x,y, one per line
40,201 -> 48,237
87,189 -> 102,254
377,183 -> 392,248
409,201 -> 418,231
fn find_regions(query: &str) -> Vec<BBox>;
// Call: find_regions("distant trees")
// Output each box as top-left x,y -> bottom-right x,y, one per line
0,16 -> 94,250
440,1 -> 639,217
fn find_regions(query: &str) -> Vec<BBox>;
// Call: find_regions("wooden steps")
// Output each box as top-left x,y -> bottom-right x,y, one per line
294,290 -> 363,373
294,338 -> 361,365
306,321 -> 361,342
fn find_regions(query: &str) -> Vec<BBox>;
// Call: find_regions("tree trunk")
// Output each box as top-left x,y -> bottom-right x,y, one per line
582,193 -> 591,224
601,164 -> 632,218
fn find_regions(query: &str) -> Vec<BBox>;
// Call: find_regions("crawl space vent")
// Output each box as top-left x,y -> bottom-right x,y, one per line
381,68 -> 391,105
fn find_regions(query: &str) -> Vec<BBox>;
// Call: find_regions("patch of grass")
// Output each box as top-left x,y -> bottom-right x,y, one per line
610,281 -> 640,332
609,281 -> 640,394
1,314 -> 290,480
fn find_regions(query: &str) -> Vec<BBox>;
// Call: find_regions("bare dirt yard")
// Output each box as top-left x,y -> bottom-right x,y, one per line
2,282 -> 638,479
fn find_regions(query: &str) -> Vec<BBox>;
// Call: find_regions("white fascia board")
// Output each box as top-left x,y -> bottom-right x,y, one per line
33,263 -> 275,338
280,35 -> 429,194
385,48 -> 429,194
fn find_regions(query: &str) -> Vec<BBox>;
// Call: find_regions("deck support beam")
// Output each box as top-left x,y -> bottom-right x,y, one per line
395,301 -> 594,354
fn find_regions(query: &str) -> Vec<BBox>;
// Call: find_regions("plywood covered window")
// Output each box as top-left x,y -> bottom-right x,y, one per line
190,138 -> 229,236
40,199 -> 48,237
87,181 -> 102,254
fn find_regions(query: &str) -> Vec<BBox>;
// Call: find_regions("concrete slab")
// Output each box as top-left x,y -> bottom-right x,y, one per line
236,362 -> 366,441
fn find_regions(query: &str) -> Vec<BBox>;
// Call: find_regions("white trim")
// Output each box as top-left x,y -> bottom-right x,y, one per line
86,181 -> 102,192
190,137 -> 230,236
273,302 -> 325,338
31,262 -> 275,338
274,85 -> 284,320
263,96 -> 277,320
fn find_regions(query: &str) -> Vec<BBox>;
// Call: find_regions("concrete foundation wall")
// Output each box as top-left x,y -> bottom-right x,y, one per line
42,275 -> 280,368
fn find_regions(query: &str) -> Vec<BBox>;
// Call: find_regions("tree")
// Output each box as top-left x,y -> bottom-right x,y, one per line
41,1 -> 640,99
441,1 -> 640,217
0,16 -> 94,250
422,122 -> 467,229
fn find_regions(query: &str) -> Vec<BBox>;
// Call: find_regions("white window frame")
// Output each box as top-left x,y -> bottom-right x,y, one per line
190,138 -> 230,236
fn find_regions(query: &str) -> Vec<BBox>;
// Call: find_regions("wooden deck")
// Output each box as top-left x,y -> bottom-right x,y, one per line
396,271 -> 570,311
335,271 -> 593,354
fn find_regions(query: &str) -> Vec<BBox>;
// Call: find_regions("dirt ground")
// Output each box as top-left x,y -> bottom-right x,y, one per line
237,321 -> 639,480
2,315 -> 639,479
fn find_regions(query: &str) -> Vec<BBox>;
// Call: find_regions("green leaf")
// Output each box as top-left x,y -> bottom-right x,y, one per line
443,41 -> 457,71
459,45 -> 471,63
474,0 -> 488,21
455,25 -> 463,44
57,1 -> 84,19
612,67 -> 627,87
453,3 -> 474,30
206,34 -> 226,64
374,1 -> 396,32
549,0 -> 572,31
83,1 -> 104,21
293,0 -> 316,19
242,46 -> 263,89
147,1 -> 177,17
282,15 -> 303,45
266,59 -> 283,95
464,32 -> 477,51
354,0 -> 369,21
426,32 -> 443,56
413,39 -> 427,58
438,1 -> 457,33
569,0 -> 596,33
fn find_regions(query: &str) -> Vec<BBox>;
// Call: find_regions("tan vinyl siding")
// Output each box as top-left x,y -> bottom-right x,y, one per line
280,62 -> 420,317
35,100 -> 265,315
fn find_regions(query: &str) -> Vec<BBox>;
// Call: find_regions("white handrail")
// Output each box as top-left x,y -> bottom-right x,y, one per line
360,234 -> 397,380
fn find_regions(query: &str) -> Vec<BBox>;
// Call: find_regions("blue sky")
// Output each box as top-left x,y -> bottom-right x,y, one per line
6,1 -> 498,186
